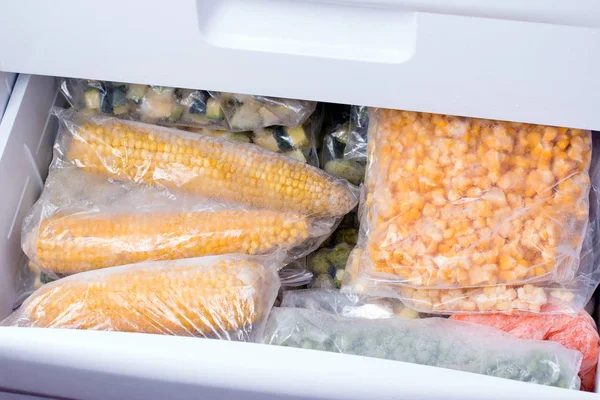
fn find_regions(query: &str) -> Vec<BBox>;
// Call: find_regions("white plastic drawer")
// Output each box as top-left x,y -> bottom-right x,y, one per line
1,1 -> 600,130
0,74 -> 598,400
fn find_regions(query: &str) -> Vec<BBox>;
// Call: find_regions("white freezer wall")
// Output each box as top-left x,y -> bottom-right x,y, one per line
1,1 -> 600,130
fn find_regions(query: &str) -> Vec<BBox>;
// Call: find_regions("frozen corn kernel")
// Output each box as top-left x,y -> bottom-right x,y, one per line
25,210 -> 310,275
61,115 -> 357,217
398,284 -> 578,314
365,110 -> 591,288
1,256 -> 279,339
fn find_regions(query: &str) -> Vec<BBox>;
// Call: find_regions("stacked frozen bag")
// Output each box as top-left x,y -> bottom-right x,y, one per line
60,79 -> 321,165
2,100 -> 358,340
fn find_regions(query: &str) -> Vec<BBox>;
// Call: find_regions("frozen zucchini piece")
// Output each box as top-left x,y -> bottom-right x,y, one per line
286,126 -> 310,149
229,102 -> 264,130
273,127 -> 294,152
253,130 -> 280,153
84,88 -> 101,111
285,149 -> 307,163
324,160 -> 364,185
259,106 -> 280,126
112,85 -> 127,107
169,104 -> 186,121
126,84 -> 148,104
140,87 -> 176,120
206,98 -> 225,120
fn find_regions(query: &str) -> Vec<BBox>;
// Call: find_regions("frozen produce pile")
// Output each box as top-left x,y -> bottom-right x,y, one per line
2,79 -> 599,393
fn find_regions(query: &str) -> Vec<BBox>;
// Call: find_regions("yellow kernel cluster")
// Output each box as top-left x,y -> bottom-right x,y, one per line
366,110 -> 591,288
12,259 -> 272,337
400,285 -> 553,314
30,210 -> 309,275
66,120 -> 356,216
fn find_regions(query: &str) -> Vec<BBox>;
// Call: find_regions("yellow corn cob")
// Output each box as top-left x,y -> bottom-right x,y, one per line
63,117 -> 356,216
3,258 -> 277,337
25,210 -> 310,275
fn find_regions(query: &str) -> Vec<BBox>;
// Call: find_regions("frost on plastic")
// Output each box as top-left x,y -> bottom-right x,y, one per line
451,310 -> 600,391
60,78 -> 316,132
262,308 -> 582,390
51,108 -> 358,218
281,289 -> 420,320
344,105 -> 369,161
3,254 -> 281,341
343,108 -> 600,314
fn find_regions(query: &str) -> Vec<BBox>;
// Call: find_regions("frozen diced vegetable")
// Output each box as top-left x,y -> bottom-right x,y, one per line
262,308 -> 582,389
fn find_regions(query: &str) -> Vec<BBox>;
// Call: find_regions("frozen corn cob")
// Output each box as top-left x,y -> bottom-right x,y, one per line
2,256 -> 280,339
56,111 -> 357,216
24,210 -> 310,275
359,109 -> 591,288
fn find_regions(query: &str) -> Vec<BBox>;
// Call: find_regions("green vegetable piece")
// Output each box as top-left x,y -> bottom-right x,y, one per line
273,126 -> 294,152
334,228 -> 358,246
286,126 -> 310,149
229,102 -> 263,130
326,243 -> 352,269
312,274 -> 335,289
169,104 -> 185,121
309,250 -> 331,275
253,130 -> 280,153
84,88 -> 101,111
324,160 -> 364,185
126,84 -> 148,104
206,98 -> 224,120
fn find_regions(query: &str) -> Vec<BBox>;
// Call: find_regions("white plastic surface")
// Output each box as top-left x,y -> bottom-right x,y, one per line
0,328 -> 597,400
1,1 -> 600,129
0,74 -> 598,399
0,72 -> 16,123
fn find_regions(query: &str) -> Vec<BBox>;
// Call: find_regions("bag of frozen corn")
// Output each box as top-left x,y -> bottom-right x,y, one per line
51,108 -> 357,218
21,167 -> 339,280
262,307 -> 582,390
343,108 -> 600,315
60,78 -> 317,132
3,254 -> 281,341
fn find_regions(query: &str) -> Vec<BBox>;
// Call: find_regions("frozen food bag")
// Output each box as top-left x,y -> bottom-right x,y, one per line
321,116 -> 365,185
344,105 -> 369,161
347,109 -> 595,289
451,309 -> 600,391
2,254 -> 281,340
262,308 -> 582,389
281,289 -> 419,320
60,78 -> 316,132
51,108 -> 358,217
22,167 -> 337,278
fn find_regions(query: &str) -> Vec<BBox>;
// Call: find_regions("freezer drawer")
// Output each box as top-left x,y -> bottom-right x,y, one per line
0,74 -> 597,400
1,1 -> 600,130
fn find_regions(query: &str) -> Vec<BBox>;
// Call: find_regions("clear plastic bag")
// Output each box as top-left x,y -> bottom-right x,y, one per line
21,166 -> 338,279
344,105 -> 369,161
60,78 -> 316,132
52,108 -> 358,218
210,92 -> 317,131
262,307 -> 582,390
451,309 -> 599,391
344,109 -> 599,310
3,254 -> 281,340
281,289 -> 420,320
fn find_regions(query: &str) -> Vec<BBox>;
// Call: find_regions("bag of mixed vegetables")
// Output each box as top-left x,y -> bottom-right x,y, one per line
343,108 -> 600,315
60,78 -> 317,132
262,307 -> 582,390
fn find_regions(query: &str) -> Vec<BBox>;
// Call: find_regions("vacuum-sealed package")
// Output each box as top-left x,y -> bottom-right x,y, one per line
262,308 -> 582,389
451,310 -> 600,391
52,108 -> 358,217
3,254 -> 281,340
281,289 -> 419,320
351,109 -> 593,289
22,167 -> 337,279
60,78 -> 317,132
